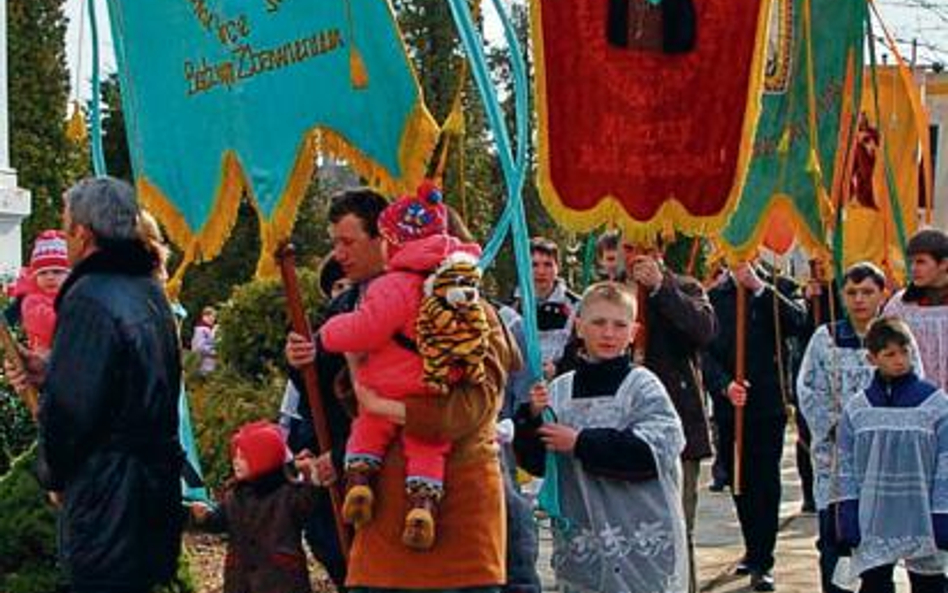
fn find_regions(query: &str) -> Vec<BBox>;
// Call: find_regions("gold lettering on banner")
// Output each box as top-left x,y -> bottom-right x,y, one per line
185,28 -> 345,96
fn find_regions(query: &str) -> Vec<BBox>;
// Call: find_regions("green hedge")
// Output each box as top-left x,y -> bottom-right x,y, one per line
215,269 -> 322,380
0,445 -> 65,593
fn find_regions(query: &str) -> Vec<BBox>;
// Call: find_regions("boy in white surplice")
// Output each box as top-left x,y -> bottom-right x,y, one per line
833,317 -> 948,592
514,282 -> 688,593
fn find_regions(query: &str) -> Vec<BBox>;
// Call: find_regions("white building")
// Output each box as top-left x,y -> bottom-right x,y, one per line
0,0 -> 30,279
923,70 -> 948,230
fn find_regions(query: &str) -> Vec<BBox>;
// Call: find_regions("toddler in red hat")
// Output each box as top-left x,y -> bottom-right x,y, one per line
191,420 -> 321,593
318,181 -> 482,550
17,230 -> 70,352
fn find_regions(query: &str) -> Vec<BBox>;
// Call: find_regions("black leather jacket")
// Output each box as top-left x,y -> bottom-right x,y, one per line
38,242 -> 183,590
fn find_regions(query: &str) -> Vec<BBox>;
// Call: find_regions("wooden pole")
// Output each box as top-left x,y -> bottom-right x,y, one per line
0,318 -> 39,418
634,285 -> 649,364
733,283 -> 747,495
809,260 -> 824,326
277,244 -> 350,558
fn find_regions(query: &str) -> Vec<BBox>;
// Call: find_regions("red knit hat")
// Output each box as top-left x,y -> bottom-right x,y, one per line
30,230 -> 69,275
231,421 -> 288,481
377,180 -> 447,246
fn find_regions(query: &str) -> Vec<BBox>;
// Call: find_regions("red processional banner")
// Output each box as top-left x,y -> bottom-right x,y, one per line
533,0 -> 771,240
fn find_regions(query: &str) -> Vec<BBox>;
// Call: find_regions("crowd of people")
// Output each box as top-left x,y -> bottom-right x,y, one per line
3,175 -> 948,593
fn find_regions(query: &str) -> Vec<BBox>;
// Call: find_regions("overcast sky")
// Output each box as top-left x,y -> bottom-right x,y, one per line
62,0 -> 948,102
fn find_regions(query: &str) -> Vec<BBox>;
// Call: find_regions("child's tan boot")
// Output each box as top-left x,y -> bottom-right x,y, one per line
342,461 -> 377,527
402,481 -> 443,550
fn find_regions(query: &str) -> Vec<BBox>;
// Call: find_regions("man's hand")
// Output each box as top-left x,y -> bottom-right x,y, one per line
538,423 -> 579,453
285,331 -> 316,369
352,380 -> 405,423
727,380 -> 750,407
294,449 -> 336,486
630,255 -> 663,291
2,346 -> 47,393
804,280 -> 823,299
529,382 -> 550,418
190,502 -> 213,523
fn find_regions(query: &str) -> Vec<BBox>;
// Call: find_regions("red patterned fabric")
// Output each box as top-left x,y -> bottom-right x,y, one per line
535,0 -> 765,230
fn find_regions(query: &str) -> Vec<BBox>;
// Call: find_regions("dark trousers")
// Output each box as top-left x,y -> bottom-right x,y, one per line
501,445 -> 541,593
710,414 -> 730,487
817,509 -> 852,593
794,407 -> 816,509
719,413 -> 786,572
304,491 -> 348,591
860,564 -> 947,593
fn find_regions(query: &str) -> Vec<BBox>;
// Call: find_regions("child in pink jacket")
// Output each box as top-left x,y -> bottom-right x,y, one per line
318,182 -> 480,550
17,230 -> 70,353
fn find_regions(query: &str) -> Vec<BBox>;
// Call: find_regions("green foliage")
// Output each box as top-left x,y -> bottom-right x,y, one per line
215,269 -> 322,380
98,72 -> 133,182
186,366 -> 285,492
0,445 -> 67,593
9,0 -> 89,246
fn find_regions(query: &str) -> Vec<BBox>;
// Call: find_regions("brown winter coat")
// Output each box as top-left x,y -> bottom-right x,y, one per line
204,472 -> 318,593
345,305 -> 520,589
641,271 -> 717,460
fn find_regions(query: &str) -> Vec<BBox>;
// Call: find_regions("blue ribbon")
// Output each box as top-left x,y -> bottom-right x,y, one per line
447,0 -> 541,381
87,0 -> 106,177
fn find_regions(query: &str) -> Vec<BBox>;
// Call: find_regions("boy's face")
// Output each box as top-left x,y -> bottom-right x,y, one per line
576,299 -> 637,360
531,251 -> 559,298
842,278 -> 885,326
598,248 -> 620,279
34,268 -> 68,294
867,343 -> 912,378
910,253 -> 948,288
233,447 -> 251,481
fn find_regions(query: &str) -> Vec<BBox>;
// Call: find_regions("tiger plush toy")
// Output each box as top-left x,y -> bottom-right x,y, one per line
416,251 -> 490,395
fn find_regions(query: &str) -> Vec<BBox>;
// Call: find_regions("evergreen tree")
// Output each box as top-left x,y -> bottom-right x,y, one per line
8,0 -> 88,246
98,72 -> 132,182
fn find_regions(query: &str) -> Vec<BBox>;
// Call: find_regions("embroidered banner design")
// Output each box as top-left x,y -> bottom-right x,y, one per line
532,0 -> 771,241
720,0 -> 866,257
840,64 -> 929,281
107,0 -> 438,276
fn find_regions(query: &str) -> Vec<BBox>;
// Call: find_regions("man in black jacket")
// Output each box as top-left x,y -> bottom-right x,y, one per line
7,177 -> 183,593
704,261 -> 808,592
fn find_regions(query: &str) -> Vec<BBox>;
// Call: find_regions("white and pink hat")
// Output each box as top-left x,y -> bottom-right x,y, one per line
29,230 -> 69,275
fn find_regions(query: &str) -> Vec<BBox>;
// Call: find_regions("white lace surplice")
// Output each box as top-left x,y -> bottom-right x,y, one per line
797,324 -> 924,510
835,390 -> 948,586
885,294 -> 948,391
547,367 -> 688,593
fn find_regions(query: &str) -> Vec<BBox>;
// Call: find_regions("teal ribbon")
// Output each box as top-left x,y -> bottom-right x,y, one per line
536,408 -> 569,528
178,385 -> 212,504
447,0 -> 541,380
87,0 -> 106,176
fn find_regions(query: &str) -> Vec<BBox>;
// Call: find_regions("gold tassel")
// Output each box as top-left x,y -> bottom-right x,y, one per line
350,47 -> 369,89
346,0 -> 368,89
67,100 -> 88,142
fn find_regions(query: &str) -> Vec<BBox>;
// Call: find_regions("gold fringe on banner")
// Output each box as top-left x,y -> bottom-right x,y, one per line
137,103 -> 438,292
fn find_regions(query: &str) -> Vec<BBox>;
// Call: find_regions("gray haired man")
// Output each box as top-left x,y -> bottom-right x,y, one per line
6,176 -> 184,593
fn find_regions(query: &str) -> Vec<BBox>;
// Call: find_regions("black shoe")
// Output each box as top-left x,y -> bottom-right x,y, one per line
751,571 -> 775,591
801,500 -> 816,514
709,480 -> 727,493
